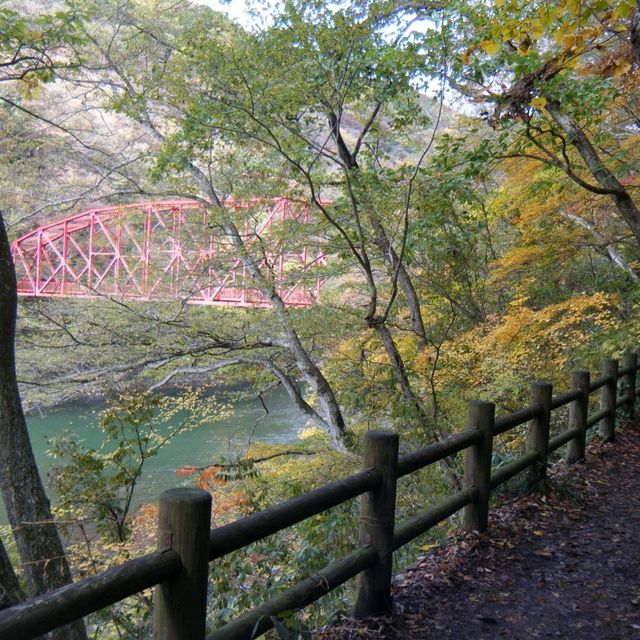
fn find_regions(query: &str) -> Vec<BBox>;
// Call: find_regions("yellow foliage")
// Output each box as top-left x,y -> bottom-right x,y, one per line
418,293 -> 618,416
530,96 -> 547,109
480,39 -> 500,55
323,328 -> 423,425
612,59 -> 632,78
463,0 -> 636,83
299,426 -> 326,440
486,294 -> 615,360
490,245 -> 549,284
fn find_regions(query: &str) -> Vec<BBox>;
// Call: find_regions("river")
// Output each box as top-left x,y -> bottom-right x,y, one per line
2,387 -> 306,525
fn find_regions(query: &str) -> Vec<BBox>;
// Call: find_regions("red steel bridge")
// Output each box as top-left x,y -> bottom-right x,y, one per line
11,199 -> 325,308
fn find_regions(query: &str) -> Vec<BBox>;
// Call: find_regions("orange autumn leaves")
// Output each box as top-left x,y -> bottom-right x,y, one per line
176,464 -> 225,483
175,464 -> 249,517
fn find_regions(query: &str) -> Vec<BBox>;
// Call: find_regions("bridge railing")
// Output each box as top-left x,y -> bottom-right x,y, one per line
0,352 -> 637,640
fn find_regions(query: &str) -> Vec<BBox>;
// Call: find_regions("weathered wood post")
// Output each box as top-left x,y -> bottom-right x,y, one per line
354,430 -> 399,619
566,370 -> 590,464
599,358 -> 618,442
622,352 -> 637,419
462,400 -> 495,532
153,488 -> 212,640
527,382 -> 552,485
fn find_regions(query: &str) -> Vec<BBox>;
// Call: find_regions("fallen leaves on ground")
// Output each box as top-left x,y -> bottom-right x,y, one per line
315,421 -> 640,639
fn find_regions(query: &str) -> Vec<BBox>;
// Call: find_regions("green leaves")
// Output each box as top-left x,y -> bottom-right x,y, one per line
0,3 -> 85,88
49,388 -> 226,542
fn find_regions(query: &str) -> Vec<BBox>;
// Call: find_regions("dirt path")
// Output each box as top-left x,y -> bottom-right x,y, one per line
316,423 -> 640,639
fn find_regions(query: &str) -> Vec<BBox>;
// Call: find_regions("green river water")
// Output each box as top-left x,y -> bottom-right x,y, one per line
4,387 -> 306,524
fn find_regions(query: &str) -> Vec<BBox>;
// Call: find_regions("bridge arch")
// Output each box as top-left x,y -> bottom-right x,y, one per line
11,199 -> 325,308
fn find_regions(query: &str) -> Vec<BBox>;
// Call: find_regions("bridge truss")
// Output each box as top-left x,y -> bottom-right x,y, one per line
11,199 -> 325,308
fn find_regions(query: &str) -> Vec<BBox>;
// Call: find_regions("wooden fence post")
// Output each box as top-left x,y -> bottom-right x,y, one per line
527,381 -> 552,485
600,358 -> 618,442
462,400 -> 494,533
623,352 -> 637,419
566,370 -> 590,464
153,488 -> 212,640
354,430 -> 399,619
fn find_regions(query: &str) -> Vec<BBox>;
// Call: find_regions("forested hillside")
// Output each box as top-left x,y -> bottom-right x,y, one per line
0,0 -> 639,637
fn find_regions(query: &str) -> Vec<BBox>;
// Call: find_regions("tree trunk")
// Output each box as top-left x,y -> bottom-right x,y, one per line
372,321 -> 462,488
327,110 -> 429,348
374,322 -> 426,421
223,216 -> 348,450
188,167 -> 348,450
631,2 -> 640,62
369,214 -> 429,348
0,212 -> 87,640
559,209 -> 639,281
546,102 -> 640,247
0,535 -> 23,611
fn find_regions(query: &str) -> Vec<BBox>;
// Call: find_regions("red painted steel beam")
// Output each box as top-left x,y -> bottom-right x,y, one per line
11,199 -> 326,308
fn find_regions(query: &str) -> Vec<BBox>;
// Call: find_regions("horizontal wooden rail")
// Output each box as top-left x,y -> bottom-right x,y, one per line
392,488 -> 475,551
587,407 -> 612,429
490,451 -> 541,490
396,430 -> 481,478
549,427 -> 581,453
617,393 -> 633,409
551,389 -> 582,410
207,546 -> 378,640
2,351 -> 638,640
493,405 -> 543,436
589,374 -> 613,392
0,550 -> 181,640
208,468 -> 382,559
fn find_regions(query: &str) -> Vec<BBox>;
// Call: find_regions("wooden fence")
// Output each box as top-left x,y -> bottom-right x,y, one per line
0,353 -> 637,640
